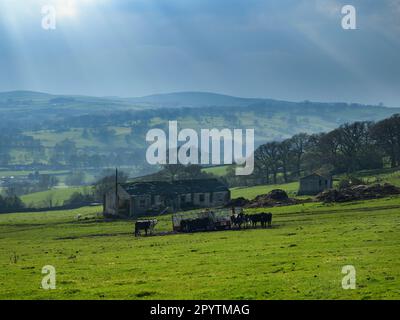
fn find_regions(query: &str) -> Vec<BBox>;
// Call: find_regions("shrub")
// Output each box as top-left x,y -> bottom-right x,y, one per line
0,195 -> 25,213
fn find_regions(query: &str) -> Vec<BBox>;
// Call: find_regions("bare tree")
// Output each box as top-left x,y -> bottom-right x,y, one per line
289,133 -> 309,177
255,142 -> 280,184
371,114 -> 400,167
277,139 -> 292,183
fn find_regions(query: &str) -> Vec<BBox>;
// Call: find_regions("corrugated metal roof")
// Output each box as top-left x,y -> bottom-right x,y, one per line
300,173 -> 330,180
120,178 -> 229,196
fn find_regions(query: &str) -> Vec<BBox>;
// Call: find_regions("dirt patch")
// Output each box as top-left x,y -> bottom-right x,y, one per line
134,291 -> 157,298
56,232 -> 132,240
229,189 -> 310,208
316,183 -> 400,203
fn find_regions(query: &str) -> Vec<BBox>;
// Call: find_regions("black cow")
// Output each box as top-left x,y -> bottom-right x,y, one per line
261,212 -> 272,228
134,219 -> 158,237
249,213 -> 272,228
249,214 -> 260,228
231,212 -> 247,229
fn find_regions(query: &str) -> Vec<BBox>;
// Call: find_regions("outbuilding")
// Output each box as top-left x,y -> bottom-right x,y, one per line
298,173 -> 333,196
103,178 -> 230,218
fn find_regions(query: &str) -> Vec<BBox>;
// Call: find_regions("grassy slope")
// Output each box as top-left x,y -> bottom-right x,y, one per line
202,165 -> 231,176
0,196 -> 399,300
231,182 -> 299,199
21,187 -> 90,208
348,167 -> 400,187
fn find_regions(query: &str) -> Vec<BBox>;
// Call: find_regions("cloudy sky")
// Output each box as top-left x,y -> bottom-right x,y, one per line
0,0 -> 399,106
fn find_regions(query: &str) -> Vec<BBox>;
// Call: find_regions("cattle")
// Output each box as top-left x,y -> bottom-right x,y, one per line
134,219 -> 158,237
249,213 -> 272,228
230,212 -> 248,229
263,212 -> 272,228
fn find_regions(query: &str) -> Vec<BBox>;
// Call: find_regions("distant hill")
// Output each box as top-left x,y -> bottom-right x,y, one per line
0,90 -> 54,102
1,89 -> 399,139
1,90 -> 399,111
0,90 -> 267,110
125,91 -> 264,108
1,90 -> 400,177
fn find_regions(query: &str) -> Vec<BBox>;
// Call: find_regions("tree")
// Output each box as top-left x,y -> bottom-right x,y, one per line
371,114 -> 400,167
161,164 -> 186,181
0,195 -> 25,213
93,170 -> 128,201
53,139 -> 77,164
317,129 -> 341,172
177,165 -> 211,180
289,133 -> 309,176
336,121 -> 381,172
0,152 -> 11,166
44,191 -> 55,208
65,171 -> 86,186
255,145 -> 271,184
38,174 -> 59,190
277,139 -> 292,183
255,142 -> 280,184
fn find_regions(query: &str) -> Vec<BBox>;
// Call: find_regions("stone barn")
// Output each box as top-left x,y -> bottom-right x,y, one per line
103,178 -> 230,218
298,173 -> 333,196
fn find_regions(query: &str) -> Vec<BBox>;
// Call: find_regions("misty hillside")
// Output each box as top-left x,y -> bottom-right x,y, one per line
125,92 -> 264,108
1,90 -> 399,177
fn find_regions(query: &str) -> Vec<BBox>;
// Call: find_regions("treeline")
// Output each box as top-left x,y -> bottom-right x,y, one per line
0,130 -> 43,166
4,174 -> 59,197
0,195 -> 25,213
227,114 -> 400,187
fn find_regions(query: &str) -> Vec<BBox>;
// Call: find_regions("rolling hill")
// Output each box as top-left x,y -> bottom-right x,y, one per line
1,90 -> 400,177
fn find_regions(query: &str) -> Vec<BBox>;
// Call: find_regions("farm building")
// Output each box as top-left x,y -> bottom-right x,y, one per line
298,173 -> 333,196
103,178 -> 230,218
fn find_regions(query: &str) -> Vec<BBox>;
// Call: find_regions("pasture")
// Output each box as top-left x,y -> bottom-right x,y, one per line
231,182 -> 300,199
20,186 -> 91,208
0,196 -> 399,300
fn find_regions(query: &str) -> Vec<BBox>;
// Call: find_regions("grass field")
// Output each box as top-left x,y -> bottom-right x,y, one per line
203,165 -> 232,176
231,182 -> 300,199
350,167 -> 400,187
21,187 -> 91,208
0,196 -> 399,300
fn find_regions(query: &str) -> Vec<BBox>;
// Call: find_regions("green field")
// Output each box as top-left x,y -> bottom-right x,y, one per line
203,165 -> 231,176
349,167 -> 400,187
1,195 -> 399,299
231,182 -> 300,199
21,187 -> 90,208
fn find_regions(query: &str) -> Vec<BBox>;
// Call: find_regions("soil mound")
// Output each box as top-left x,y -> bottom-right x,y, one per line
316,183 -> 400,202
229,189 -> 305,208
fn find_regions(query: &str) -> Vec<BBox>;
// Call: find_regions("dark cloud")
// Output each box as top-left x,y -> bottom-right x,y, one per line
0,0 -> 399,106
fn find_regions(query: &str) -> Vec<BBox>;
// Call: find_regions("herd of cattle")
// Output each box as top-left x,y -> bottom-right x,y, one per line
231,212 -> 273,229
134,210 -> 273,237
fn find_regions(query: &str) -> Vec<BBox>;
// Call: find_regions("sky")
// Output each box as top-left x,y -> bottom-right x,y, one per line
0,0 -> 399,106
